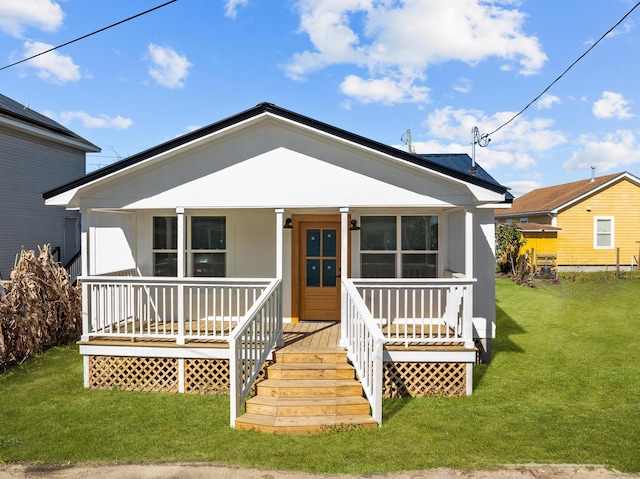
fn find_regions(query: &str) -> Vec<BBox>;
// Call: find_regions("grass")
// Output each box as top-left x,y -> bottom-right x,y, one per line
1,277 -> 639,473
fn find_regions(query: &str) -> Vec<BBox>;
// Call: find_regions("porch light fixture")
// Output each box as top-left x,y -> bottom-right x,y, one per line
349,219 -> 361,231
283,218 -> 293,229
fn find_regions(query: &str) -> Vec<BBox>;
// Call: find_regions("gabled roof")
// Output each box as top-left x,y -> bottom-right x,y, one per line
0,93 -> 100,152
43,102 -> 508,200
497,172 -> 640,217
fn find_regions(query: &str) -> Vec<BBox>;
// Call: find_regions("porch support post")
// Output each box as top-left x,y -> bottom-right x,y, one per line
275,209 -> 284,348
464,206 -> 475,348
80,208 -> 90,342
275,209 -> 284,279
465,205 -> 474,279
340,207 -> 349,347
176,207 -> 185,345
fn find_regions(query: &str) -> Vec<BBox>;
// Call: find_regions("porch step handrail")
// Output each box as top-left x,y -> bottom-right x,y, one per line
229,278 -> 282,428
342,278 -> 384,426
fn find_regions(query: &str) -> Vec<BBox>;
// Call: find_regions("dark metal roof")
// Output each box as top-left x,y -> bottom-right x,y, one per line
0,93 -> 99,151
43,102 -> 509,200
416,153 -> 513,201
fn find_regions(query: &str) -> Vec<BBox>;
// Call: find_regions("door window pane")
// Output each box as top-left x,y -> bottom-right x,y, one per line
193,253 -> 225,277
323,259 -> 337,287
402,253 -> 437,278
192,217 -> 226,250
307,259 -> 320,286
323,229 -> 337,257
307,229 -> 320,257
361,253 -> 396,278
360,216 -> 396,250
153,217 -> 177,249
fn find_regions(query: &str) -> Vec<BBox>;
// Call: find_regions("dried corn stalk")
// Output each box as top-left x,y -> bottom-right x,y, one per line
0,244 -> 81,372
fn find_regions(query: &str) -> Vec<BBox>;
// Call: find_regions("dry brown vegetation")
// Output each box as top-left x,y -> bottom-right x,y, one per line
0,244 -> 81,372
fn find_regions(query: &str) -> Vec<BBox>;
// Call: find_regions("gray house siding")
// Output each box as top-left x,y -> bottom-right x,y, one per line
0,127 -> 85,279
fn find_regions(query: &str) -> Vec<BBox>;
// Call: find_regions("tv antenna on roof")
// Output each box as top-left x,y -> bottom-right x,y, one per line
470,126 -> 490,174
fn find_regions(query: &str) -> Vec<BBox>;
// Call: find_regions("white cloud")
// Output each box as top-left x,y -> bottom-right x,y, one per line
285,0 -> 547,105
452,77 -> 472,94
504,179 -> 543,198
340,74 -> 429,104
147,44 -> 192,88
22,41 -> 81,83
0,0 -> 63,37
51,111 -> 133,129
225,0 -> 249,18
418,106 -> 565,172
592,91 -> 634,120
564,130 -> 640,172
536,94 -> 560,110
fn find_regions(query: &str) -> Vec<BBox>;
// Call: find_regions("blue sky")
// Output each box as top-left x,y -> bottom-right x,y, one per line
1,0 -> 639,197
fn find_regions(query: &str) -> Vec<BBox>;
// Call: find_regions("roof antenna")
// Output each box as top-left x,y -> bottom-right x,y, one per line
401,129 -> 416,154
471,126 -> 490,174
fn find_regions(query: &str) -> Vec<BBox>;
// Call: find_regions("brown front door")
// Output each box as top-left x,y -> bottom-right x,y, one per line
295,217 -> 341,320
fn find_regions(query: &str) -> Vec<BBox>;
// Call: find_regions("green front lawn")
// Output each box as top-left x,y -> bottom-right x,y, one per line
1,278 -> 638,473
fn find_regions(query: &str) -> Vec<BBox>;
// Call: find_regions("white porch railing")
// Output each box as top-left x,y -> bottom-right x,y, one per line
229,279 -> 282,427
352,278 -> 475,347
81,276 -> 274,342
342,279 -> 384,426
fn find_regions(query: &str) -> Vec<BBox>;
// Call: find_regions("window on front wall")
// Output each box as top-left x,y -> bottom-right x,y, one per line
594,217 -> 614,249
152,215 -> 227,277
360,215 -> 438,278
153,216 -> 177,276
190,216 -> 226,277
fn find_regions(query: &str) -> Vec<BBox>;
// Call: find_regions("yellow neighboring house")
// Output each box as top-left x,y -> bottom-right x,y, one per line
496,172 -> 640,271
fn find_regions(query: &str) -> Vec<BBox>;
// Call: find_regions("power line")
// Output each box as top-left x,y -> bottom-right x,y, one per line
484,1 -> 640,139
0,0 -> 177,72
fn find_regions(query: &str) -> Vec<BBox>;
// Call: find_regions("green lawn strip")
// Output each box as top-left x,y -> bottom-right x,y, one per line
0,278 -> 638,472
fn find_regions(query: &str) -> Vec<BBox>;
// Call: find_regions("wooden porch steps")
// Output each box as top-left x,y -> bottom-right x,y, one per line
234,347 -> 378,434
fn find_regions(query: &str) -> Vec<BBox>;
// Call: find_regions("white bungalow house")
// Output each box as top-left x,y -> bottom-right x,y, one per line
44,103 -> 510,433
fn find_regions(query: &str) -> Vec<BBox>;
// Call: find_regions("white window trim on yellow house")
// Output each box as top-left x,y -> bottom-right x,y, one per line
594,216 -> 614,249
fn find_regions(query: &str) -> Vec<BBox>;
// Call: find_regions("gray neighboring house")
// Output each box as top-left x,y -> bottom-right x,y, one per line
0,93 -> 100,280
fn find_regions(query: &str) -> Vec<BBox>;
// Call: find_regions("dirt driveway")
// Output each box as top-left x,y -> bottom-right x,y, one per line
0,464 -> 638,479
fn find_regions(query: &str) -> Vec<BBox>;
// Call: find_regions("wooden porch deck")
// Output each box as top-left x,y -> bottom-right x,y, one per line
82,321 -> 342,348
81,320 -> 464,350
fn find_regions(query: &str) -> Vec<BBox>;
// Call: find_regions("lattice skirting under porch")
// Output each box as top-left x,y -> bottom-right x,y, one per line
88,356 -> 268,394
383,361 -> 468,398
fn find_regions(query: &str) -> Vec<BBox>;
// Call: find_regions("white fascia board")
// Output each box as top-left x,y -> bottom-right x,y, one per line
266,113 -> 505,199
478,202 -> 512,210
0,115 -> 100,152
45,187 -> 80,206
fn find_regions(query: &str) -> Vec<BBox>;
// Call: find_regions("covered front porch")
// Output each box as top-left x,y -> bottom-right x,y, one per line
78,271 -> 477,428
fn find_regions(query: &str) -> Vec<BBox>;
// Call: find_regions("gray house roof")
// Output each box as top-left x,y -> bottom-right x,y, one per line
43,102 -> 509,200
0,93 -> 99,152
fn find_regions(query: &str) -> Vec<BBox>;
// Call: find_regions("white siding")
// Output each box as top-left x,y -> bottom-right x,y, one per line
0,127 -> 85,278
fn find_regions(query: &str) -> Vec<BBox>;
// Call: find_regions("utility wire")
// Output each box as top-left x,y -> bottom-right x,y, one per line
0,0 -> 177,72
485,1 -> 640,138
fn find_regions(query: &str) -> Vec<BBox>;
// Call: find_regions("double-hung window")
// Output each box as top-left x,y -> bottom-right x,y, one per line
594,217 -> 614,249
153,216 -> 177,276
152,215 -> 227,277
360,215 -> 439,278
190,217 -> 226,277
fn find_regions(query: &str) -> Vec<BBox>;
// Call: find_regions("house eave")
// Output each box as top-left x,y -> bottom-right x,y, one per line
43,102 -> 508,202
0,114 -> 100,153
